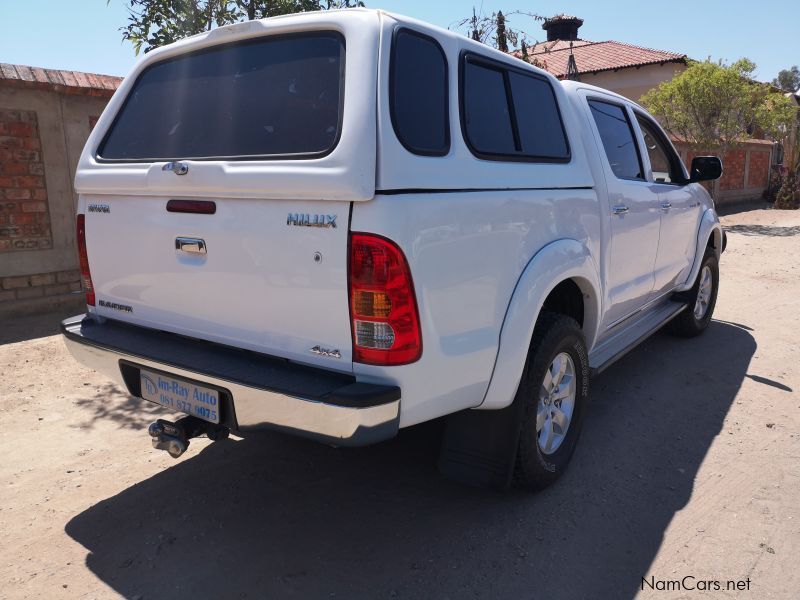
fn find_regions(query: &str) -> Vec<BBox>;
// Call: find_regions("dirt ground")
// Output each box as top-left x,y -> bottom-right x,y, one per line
1,203 -> 798,599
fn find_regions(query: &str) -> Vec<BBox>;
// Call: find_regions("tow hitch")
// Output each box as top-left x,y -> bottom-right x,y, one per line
148,415 -> 229,458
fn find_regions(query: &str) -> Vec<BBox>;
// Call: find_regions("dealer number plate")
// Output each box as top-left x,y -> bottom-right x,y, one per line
139,369 -> 220,424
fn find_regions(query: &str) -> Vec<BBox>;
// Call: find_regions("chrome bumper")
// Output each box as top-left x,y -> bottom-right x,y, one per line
61,315 -> 400,446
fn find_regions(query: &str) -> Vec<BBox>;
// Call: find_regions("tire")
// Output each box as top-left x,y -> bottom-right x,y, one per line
514,312 -> 589,491
668,247 -> 719,338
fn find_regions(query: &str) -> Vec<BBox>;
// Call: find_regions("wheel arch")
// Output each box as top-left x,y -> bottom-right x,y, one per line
477,238 -> 601,411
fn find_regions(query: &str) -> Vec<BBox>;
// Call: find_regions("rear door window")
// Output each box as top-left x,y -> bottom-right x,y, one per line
390,29 -> 449,156
588,100 -> 643,180
98,32 -> 345,161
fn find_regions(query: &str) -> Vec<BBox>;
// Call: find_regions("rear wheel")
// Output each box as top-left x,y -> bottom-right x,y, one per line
514,312 -> 589,491
669,248 -> 719,337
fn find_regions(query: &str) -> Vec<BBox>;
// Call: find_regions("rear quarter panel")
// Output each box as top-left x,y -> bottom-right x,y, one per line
351,189 -> 600,427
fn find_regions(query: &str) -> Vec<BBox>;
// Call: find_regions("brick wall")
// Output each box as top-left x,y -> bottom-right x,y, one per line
0,109 -> 52,251
1,70 -> 114,318
676,140 -> 774,205
747,150 -> 770,188
0,268 -> 81,303
719,149 -> 746,192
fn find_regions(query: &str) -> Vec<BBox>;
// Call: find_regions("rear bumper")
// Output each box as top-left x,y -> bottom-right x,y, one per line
61,315 -> 400,446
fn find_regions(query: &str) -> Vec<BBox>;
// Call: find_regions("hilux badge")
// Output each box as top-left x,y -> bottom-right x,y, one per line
287,213 -> 337,228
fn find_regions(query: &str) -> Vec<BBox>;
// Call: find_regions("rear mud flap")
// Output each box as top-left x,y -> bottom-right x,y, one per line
438,398 -> 524,490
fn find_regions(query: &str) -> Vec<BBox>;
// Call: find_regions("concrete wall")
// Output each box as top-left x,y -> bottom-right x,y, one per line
0,85 -> 109,317
580,62 -> 686,102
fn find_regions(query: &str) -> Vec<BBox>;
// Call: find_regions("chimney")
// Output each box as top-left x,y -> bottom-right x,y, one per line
542,14 -> 584,42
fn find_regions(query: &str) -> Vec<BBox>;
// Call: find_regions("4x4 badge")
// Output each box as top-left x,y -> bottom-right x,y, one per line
310,345 -> 341,358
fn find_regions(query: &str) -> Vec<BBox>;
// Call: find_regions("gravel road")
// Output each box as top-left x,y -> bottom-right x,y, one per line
1,204 -> 798,599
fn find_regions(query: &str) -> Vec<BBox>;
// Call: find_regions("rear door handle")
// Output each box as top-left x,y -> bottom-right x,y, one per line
175,237 -> 207,255
612,205 -> 630,215
660,201 -> 672,211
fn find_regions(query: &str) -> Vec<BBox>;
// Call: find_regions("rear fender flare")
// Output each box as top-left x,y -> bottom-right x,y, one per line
477,239 -> 601,411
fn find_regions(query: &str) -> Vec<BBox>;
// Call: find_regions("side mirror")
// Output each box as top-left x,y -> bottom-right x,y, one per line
688,156 -> 722,183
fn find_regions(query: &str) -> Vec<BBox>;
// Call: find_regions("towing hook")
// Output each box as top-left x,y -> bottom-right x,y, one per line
149,418 -> 189,458
148,416 -> 230,459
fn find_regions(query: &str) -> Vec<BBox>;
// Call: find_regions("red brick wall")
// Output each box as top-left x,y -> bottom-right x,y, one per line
719,149 -> 746,191
747,150 -> 770,188
679,142 -> 774,201
0,109 -> 52,251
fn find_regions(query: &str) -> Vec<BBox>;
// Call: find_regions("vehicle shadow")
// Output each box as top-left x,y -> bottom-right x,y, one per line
65,320 -> 755,599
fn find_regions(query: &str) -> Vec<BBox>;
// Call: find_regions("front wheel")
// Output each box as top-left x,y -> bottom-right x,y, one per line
514,312 -> 589,491
669,248 -> 719,337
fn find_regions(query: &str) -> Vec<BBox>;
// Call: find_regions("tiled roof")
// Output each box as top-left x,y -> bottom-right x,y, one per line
515,40 -> 686,78
0,63 -> 122,97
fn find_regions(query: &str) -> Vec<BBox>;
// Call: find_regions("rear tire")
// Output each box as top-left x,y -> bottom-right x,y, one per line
668,248 -> 719,338
514,312 -> 589,491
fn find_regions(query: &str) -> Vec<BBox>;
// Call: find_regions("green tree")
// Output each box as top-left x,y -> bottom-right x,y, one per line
114,0 -> 364,55
772,66 -> 800,93
641,58 -> 797,158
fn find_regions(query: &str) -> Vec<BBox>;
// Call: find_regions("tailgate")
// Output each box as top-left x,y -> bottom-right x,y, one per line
83,195 -> 353,368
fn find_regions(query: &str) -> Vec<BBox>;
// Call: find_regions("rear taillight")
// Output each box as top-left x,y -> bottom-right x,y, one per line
76,214 -> 95,306
349,233 -> 422,365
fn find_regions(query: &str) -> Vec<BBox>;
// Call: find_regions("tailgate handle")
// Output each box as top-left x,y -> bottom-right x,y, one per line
175,237 -> 207,255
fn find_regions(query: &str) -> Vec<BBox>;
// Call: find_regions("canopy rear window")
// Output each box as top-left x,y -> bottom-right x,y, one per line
97,32 -> 345,161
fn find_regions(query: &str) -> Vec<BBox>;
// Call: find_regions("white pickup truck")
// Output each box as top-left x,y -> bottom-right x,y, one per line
62,9 -> 725,490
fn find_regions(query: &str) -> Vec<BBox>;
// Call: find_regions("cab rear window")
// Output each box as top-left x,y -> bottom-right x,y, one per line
97,32 -> 345,161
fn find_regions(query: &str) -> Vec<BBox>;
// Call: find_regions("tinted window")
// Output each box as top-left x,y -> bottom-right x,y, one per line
636,115 -> 681,183
391,29 -> 449,155
462,56 -> 569,161
463,61 -> 516,155
508,71 -> 569,159
589,100 -> 643,180
98,33 -> 344,160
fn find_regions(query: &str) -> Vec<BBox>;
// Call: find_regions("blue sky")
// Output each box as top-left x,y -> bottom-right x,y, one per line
0,0 -> 797,82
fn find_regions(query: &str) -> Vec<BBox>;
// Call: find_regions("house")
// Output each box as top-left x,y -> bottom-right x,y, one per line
0,63 -> 121,317
521,14 -> 687,102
